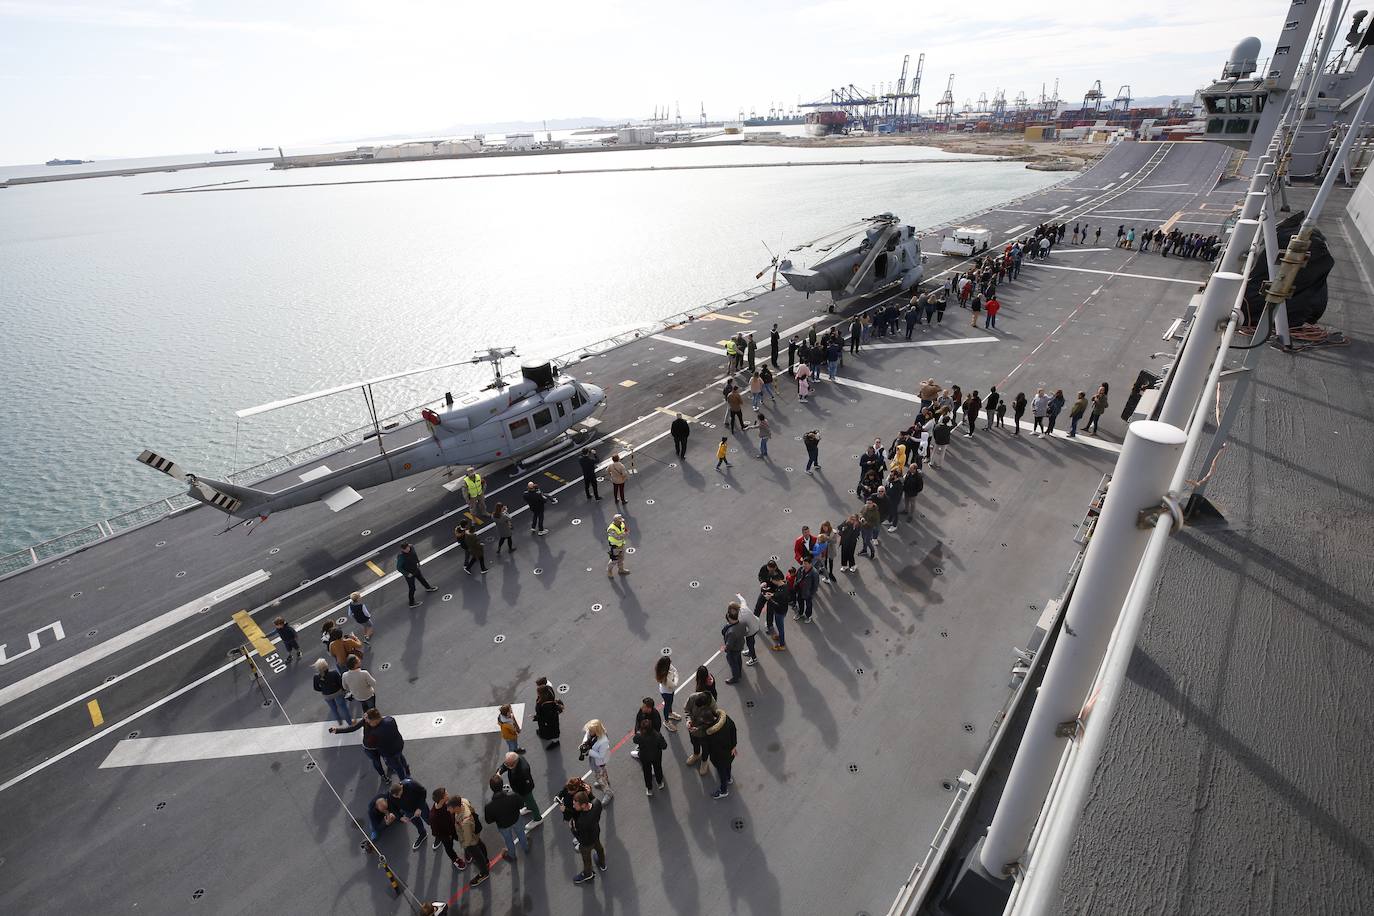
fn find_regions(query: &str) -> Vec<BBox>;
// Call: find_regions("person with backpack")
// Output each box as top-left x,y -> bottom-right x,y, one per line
450,794 -> 490,886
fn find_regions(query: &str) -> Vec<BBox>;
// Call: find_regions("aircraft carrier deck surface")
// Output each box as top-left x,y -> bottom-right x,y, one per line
0,141 -> 1233,915
1058,184 -> 1374,915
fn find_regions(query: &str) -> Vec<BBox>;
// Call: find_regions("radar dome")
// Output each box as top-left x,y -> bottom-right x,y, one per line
1223,37 -> 1262,78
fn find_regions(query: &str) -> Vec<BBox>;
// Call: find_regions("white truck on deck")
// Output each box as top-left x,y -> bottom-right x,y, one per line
940,227 -> 991,256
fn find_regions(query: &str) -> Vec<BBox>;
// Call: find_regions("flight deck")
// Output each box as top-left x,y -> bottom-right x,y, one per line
0,141 -> 1236,915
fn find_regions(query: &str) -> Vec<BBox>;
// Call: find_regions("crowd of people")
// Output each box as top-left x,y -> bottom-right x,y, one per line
277,225 -> 1153,901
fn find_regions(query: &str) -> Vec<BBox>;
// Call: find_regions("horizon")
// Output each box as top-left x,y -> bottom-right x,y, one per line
1,0 -> 1289,165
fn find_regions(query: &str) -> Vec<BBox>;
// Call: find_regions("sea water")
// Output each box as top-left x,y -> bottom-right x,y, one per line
0,142 -> 1061,554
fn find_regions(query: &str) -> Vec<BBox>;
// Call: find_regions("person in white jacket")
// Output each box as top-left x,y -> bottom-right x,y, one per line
1031,388 -> 1051,437
580,720 -> 613,799
654,657 -> 681,732
342,656 -> 378,712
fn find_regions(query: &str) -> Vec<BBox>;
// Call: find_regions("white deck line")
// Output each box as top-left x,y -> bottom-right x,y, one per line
1020,262 -> 1202,285
650,334 -> 723,355
1005,224 -> 1028,234
829,376 -> 920,402
0,569 -> 270,708
861,337 -> 998,350
98,703 -> 524,768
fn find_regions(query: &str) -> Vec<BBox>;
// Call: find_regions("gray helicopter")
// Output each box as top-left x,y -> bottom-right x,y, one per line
138,349 -> 605,523
772,213 -> 925,306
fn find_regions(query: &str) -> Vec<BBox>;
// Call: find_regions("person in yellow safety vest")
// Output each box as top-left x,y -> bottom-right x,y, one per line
606,515 -> 630,578
461,467 -> 488,518
724,339 -> 739,374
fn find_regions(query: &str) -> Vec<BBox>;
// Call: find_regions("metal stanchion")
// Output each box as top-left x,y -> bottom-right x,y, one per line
980,420 -> 1187,875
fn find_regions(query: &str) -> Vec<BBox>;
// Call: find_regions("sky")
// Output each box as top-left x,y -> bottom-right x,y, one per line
0,0 -> 1293,164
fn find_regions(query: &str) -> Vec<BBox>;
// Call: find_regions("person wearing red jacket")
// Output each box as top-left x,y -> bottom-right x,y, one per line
793,526 -> 816,564
984,296 -> 1001,330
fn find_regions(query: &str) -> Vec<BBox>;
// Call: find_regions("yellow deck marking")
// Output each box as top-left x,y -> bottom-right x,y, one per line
619,379 -> 638,388
365,560 -> 386,577
465,511 -> 481,524
655,407 -> 690,419
87,699 -> 104,727
544,472 -> 565,483
1160,210 -> 1184,232
231,610 -> 277,658
700,312 -> 750,324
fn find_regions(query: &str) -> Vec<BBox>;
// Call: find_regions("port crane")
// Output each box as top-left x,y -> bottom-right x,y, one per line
935,74 -> 955,124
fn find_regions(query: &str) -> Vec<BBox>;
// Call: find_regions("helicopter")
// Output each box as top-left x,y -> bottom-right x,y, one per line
137,348 -> 605,524
773,213 -> 925,306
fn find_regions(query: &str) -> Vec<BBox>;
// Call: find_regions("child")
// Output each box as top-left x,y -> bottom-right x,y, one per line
348,591 -> 374,644
996,398 -> 1007,429
715,437 -> 732,470
272,617 -> 301,662
797,374 -> 811,402
497,704 -> 525,755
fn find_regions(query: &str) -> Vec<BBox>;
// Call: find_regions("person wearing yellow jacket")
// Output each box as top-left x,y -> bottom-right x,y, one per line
606,515 -> 629,578
460,467 -> 487,519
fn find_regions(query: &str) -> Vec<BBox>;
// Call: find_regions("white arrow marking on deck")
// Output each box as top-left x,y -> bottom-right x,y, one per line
1004,224 -> 1027,234
0,569 -> 270,709
98,703 -> 525,769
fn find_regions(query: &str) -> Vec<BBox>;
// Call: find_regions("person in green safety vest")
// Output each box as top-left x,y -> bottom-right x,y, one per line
724,339 -> 739,374
461,467 -> 487,519
606,515 -> 630,579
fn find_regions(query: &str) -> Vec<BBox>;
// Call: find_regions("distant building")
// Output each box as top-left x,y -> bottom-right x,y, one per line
617,127 -> 656,145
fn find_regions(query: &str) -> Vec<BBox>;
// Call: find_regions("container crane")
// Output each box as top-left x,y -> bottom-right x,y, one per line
1110,85 -> 1132,120
1082,80 -> 1105,116
935,73 -> 955,125
992,89 -> 1007,122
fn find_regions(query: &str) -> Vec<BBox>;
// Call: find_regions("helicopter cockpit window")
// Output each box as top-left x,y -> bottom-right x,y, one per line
510,417 -> 532,439
533,408 -> 553,429
556,402 -> 566,417
571,389 -> 585,409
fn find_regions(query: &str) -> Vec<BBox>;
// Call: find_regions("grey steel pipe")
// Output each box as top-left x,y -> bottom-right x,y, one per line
1219,219 -> 1261,274
980,420 -> 1187,874
1157,273 -> 1244,428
